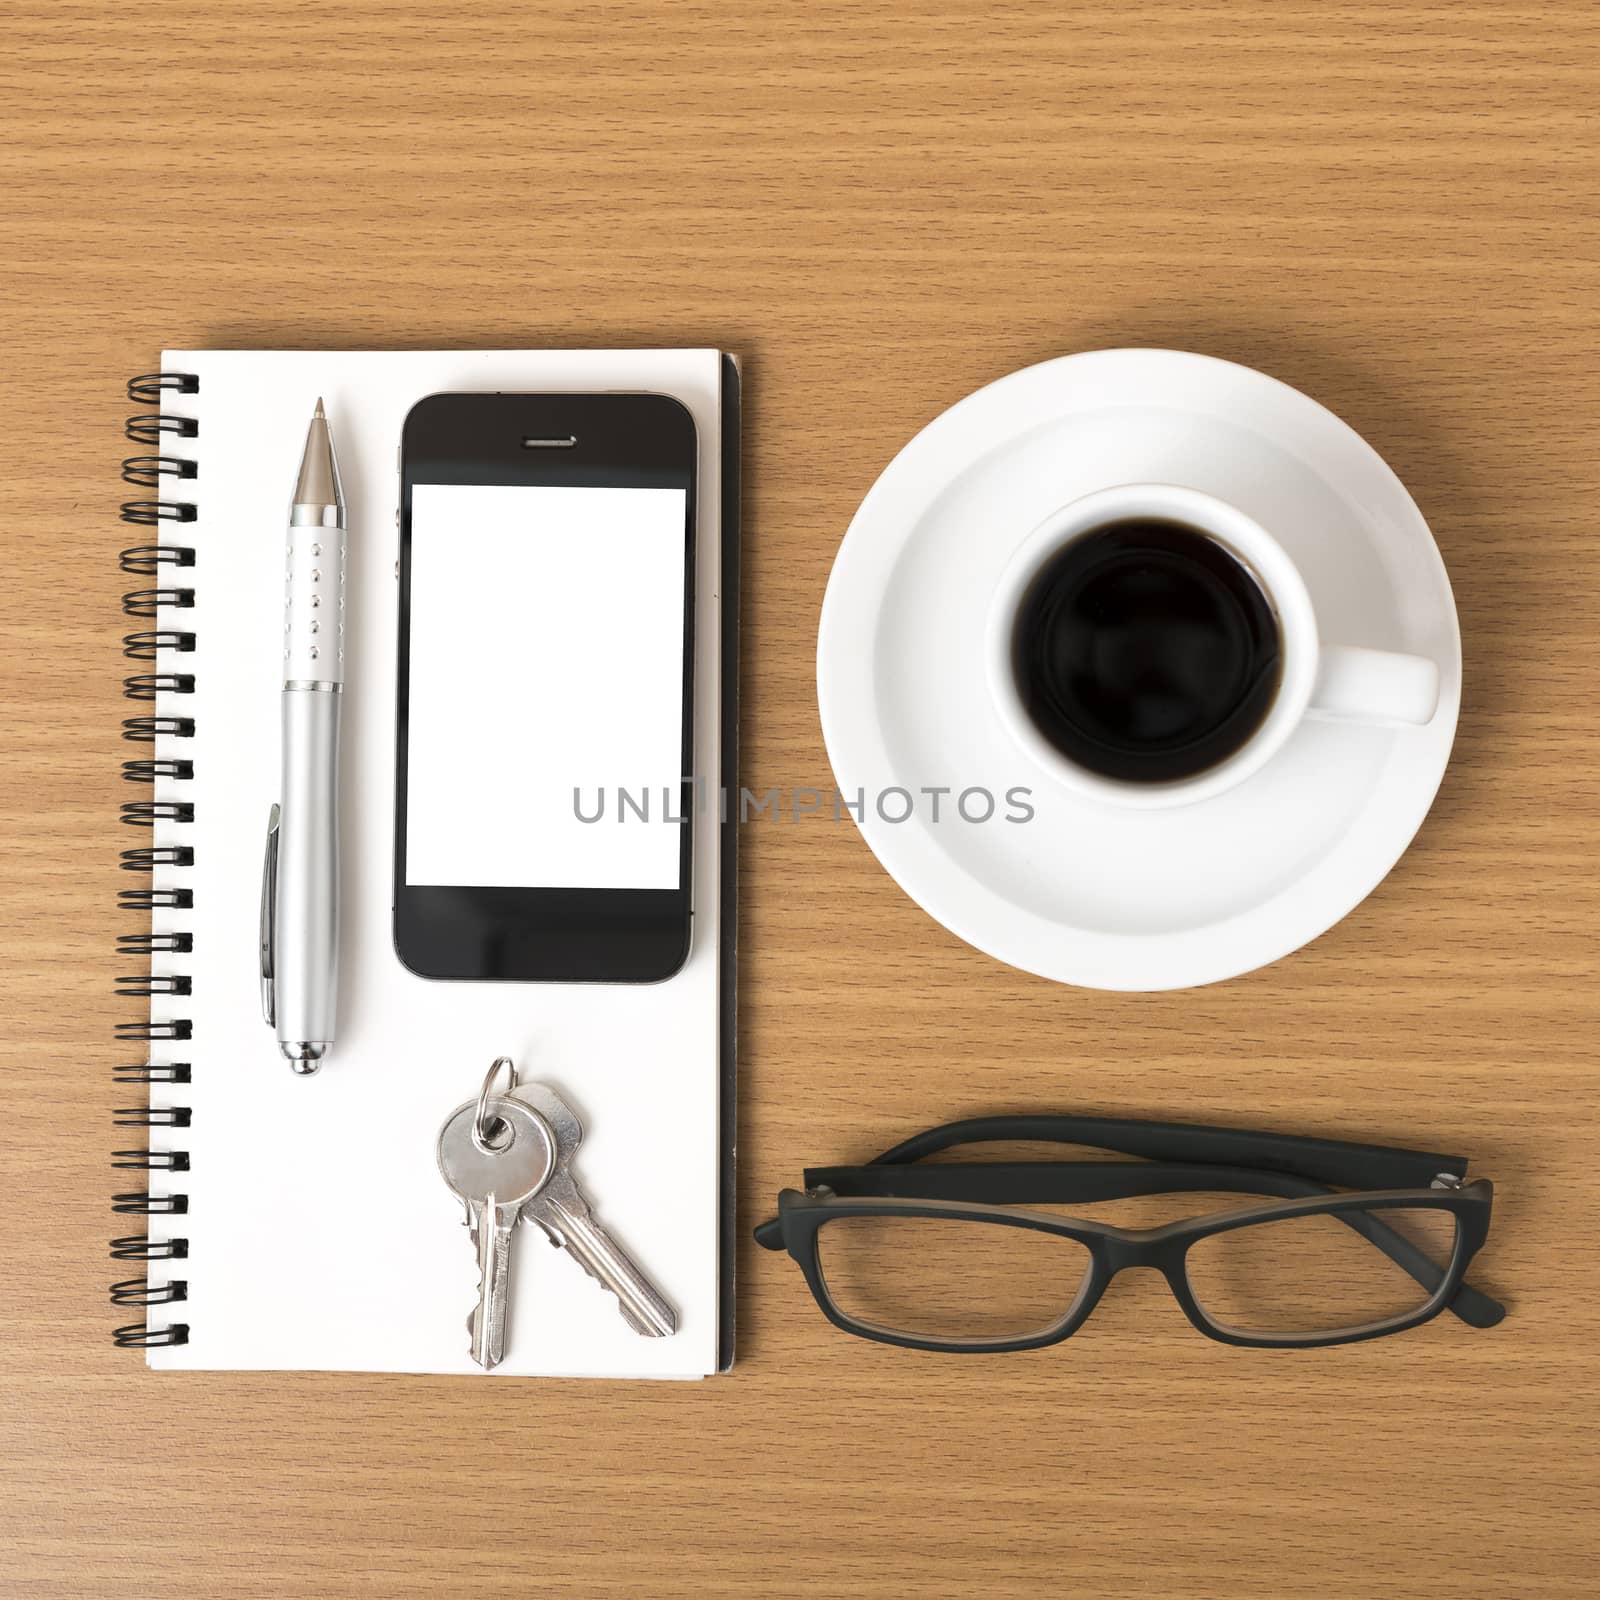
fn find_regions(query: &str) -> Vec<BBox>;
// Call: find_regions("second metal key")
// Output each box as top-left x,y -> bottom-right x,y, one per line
513,1081 -> 678,1339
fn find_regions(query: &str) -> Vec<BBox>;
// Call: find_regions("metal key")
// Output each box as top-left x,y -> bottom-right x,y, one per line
437,1093 -> 556,1369
512,1082 -> 678,1338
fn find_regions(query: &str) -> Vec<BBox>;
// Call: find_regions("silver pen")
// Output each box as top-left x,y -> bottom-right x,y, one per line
260,399 -> 346,1072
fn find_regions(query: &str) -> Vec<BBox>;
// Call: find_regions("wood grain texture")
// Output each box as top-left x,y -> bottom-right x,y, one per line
2,1 -> 1597,1594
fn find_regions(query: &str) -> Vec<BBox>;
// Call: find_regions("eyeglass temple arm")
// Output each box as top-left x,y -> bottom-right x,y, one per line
869,1114 -> 1468,1193
792,1158 -> 1503,1329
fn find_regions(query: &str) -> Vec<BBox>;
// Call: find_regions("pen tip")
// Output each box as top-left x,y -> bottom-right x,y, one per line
313,396 -> 326,419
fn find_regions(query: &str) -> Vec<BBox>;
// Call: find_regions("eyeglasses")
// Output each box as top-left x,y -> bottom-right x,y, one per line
755,1114 -> 1504,1352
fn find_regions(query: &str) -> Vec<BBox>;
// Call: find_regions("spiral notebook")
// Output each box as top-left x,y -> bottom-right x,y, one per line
112,350 -> 738,1378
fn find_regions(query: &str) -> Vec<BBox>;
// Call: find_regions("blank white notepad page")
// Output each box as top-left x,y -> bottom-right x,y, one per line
142,350 -> 723,1377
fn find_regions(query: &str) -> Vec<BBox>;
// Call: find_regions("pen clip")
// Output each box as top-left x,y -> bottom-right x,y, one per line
259,802 -> 279,1028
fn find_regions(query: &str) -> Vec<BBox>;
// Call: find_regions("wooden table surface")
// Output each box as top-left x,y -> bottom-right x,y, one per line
4,2 -> 1597,1595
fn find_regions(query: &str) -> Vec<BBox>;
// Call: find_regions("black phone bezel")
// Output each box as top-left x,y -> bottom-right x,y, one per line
394,390 -> 696,983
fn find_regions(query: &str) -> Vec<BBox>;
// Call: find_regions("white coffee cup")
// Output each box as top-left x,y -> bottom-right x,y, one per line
985,484 -> 1441,809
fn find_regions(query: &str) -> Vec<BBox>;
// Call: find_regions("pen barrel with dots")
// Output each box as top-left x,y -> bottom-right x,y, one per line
284,503 -> 345,685
274,405 -> 345,1069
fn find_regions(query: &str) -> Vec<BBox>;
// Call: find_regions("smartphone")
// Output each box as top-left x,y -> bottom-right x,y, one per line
394,391 -> 696,982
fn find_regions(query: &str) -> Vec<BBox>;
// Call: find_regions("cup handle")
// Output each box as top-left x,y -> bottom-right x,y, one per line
1310,645 -> 1441,727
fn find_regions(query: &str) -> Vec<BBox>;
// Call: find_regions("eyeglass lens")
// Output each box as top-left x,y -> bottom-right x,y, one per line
817,1215 -> 1093,1344
1184,1204 -> 1459,1336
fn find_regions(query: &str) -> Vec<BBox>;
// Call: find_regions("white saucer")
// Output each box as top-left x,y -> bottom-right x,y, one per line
816,349 -> 1461,991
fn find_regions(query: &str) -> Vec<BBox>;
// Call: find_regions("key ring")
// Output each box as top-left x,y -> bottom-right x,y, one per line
473,1056 -> 517,1153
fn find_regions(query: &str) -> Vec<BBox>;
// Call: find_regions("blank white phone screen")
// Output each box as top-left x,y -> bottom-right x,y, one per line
404,482 -> 688,890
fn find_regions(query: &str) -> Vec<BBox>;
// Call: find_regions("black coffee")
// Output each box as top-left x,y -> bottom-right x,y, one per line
1011,519 -> 1281,783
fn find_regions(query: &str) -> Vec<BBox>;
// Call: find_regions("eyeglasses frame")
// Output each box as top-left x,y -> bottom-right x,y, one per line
756,1114 -> 1503,1354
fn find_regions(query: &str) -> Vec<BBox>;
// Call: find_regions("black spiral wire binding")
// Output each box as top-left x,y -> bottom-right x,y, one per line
122,715 -> 195,741
123,455 -> 198,487
115,974 -> 193,998
121,545 -> 195,572
122,674 -> 196,701
125,413 -> 197,446
116,931 -> 194,955
123,759 -> 194,782
122,588 -> 193,617
124,631 -> 195,659
111,1235 -> 188,1259
114,372 -> 197,1351
120,845 -> 194,870
113,1018 -> 191,1046
120,502 -> 197,526
120,799 -> 195,826
114,1062 -> 191,1084
114,1104 -> 192,1126
112,1192 -> 187,1214
127,372 -> 199,405
119,887 -> 194,912
113,1147 -> 190,1170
